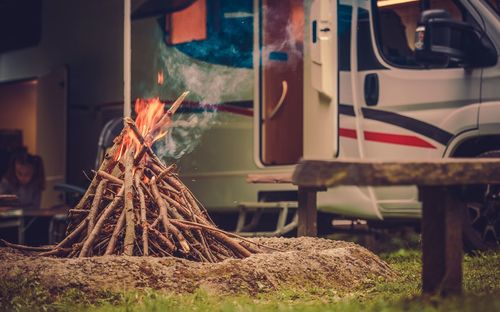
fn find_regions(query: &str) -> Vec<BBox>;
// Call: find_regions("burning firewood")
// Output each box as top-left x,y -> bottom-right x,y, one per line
2,92 -> 265,261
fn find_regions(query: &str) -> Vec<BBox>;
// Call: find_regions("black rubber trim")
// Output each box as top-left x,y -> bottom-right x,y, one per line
339,103 -> 356,116
361,107 -> 453,145
338,104 -> 453,145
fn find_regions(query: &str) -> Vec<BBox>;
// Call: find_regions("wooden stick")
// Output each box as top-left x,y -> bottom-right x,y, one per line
95,236 -> 111,251
104,208 -> 126,255
176,218 -> 279,251
158,181 -> 180,194
168,219 -> 249,258
149,238 -> 171,256
210,231 -> 251,258
163,175 -> 184,192
68,209 -> 89,214
151,177 -> 190,253
133,145 -> 148,165
135,170 -> 149,256
150,216 -> 161,228
38,247 -> 73,257
153,91 -> 189,133
160,193 -> 191,219
95,170 -> 123,185
56,219 -> 88,248
123,149 -> 136,256
124,117 -> 165,168
150,176 -> 169,236
80,187 -> 124,257
87,179 -> 108,236
148,226 -> 176,251
0,239 -> 53,251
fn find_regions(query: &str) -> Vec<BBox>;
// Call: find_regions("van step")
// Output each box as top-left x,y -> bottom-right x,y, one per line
235,201 -> 298,237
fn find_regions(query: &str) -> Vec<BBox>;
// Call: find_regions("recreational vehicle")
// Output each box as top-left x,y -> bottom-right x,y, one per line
137,0 -> 500,249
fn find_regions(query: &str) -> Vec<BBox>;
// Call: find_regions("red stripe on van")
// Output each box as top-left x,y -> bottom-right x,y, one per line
339,128 -> 436,149
364,131 -> 436,149
339,128 -> 358,139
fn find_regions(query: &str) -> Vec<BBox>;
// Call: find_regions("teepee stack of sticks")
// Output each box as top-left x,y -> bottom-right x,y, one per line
2,92 -> 264,261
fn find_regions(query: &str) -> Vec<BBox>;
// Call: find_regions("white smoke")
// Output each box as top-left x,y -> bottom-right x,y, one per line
261,4 -> 304,69
150,29 -> 251,161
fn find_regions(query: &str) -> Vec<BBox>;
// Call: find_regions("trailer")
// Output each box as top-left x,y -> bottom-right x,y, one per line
132,0 -> 500,248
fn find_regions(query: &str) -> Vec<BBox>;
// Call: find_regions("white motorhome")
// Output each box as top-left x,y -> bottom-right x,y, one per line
144,0 -> 500,248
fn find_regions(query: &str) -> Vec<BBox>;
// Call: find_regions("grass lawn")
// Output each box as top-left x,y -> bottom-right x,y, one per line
1,248 -> 499,312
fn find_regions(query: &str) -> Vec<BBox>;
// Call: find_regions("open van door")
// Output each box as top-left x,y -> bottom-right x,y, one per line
256,0 -> 338,166
304,0 -> 339,159
258,0 -> 305,166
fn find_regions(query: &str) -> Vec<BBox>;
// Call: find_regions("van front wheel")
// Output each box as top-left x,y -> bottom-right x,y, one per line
463,150 -> 500,252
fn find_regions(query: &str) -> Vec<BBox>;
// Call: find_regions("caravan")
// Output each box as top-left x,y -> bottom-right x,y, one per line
153,0 -> 500,248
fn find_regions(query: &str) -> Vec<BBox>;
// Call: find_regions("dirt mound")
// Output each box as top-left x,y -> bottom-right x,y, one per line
0,237 -> 395,296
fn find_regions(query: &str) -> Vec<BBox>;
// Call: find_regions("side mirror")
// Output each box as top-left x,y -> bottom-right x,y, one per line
414,9 -> 497,68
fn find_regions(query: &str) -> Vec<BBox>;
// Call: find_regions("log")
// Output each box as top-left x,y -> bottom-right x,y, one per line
123,149 -> 136,256
292,158 -> 500,187
80,187 -> 124,257
87,179 -> 108,235
96,170 -> 123,185
124,117 -> 165,168
56,219 -> 88,248
134,170 -> 149,256
1,239 -> 52,251
104,208 -> 126,255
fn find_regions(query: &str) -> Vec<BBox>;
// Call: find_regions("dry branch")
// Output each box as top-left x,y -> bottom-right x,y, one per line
123,149 -> 136,256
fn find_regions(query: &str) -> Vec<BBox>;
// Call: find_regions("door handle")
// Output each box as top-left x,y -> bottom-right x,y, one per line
364,73 -> 379,106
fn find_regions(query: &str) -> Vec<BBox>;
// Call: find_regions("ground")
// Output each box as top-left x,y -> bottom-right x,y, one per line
0,236 -> 499,312
0,238 -> 395,297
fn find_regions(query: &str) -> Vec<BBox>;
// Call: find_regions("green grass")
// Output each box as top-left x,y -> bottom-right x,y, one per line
1,249 -> 499,312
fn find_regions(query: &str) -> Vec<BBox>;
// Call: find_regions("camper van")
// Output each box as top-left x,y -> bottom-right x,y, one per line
147,0 -> 500,248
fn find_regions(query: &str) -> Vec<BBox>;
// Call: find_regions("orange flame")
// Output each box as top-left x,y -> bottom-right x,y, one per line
157,71 -> 164,85
115,91 -> 189,163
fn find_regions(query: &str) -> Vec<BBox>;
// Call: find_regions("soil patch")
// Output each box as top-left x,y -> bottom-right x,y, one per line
0,237 -> 395,296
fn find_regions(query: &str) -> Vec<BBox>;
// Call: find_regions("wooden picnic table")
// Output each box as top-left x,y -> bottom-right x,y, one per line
248,158 -> 500,295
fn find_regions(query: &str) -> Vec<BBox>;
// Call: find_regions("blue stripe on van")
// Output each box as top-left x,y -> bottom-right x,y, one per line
338,104 -> 453,146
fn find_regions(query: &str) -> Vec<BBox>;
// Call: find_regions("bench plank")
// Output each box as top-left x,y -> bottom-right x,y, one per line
293,158 -> 500,187
246,172 -> 293,184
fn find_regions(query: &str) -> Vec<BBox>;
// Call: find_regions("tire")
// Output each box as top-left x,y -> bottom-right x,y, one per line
462,150 -> 500,252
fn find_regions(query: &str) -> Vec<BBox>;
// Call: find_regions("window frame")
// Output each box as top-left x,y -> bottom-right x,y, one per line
370,0 -> 470,70
480,0 -> 500,17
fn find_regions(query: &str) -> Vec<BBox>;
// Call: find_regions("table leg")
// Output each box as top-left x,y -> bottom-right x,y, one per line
297,187 -> 318,237
420,186 -> 464,296
18,217 -> 25,245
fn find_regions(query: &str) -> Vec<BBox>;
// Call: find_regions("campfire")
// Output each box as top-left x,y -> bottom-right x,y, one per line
3,92 -> 262,261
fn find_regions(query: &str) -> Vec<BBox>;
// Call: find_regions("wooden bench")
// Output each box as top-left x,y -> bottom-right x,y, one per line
291,158 -> 500,296
246,172 -> 324,237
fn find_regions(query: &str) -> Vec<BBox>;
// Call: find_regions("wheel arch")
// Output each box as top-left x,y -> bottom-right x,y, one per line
446,132 -> 500,158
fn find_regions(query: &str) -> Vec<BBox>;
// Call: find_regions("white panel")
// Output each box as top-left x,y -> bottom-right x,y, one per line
304,0 -> 339,159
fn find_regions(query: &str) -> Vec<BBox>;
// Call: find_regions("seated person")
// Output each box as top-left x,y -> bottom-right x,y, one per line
0,152 -> 45,209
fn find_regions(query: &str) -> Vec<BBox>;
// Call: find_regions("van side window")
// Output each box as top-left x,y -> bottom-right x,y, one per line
374,0 -> 465,68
